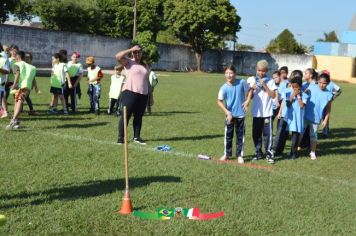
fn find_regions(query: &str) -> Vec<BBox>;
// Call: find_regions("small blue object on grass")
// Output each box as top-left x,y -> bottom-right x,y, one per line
155,145 -> 172,152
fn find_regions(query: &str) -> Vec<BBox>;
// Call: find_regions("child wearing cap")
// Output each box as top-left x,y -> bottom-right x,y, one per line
64,51 -> 83,113
86,56 -> 103,115
108,64 -> 125,115
247,60 -> 278,164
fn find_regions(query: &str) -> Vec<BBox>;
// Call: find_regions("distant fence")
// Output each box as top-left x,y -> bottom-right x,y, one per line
0,24 -> 313,75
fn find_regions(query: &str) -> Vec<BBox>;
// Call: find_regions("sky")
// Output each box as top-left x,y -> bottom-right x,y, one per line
230,0 -> 356,51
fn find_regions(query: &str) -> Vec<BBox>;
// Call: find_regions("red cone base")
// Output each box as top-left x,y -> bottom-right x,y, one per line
119,190 -> 133,215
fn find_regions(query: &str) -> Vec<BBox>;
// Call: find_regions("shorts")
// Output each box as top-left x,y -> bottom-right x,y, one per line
50,86 -> 64,95
304,120 -> 319,141
15,88 -> 30,102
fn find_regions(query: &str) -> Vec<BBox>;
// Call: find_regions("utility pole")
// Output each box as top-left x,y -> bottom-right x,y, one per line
133,0 -> 137,39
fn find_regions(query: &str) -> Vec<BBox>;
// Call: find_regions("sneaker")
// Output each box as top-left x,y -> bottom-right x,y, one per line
28,110 -> 38,115
219,155 -> 229,161
237,156 -> 244,164
117,138 -> 124,145
63,110 -> 69,115
310,152 -> 317,160
252,156 -> 262,161
267,158 -> 275,164
288,153 -> 297,160
133,137 -> 146,145
48,108 -> 58,114
5,120 -> 19,130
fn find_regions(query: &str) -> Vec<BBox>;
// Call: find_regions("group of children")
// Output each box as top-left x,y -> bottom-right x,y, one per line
0,43 -> 158,130
218,60 -> 341,164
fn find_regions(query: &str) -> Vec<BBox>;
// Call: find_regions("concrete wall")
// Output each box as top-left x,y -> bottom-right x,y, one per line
1,24 -> 313,77
0,24 -> 131,68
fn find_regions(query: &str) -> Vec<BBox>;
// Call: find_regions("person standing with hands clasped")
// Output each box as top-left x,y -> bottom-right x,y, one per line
115,45 -> 152,145
218,65 -> 251,164
247,60 -> 278,164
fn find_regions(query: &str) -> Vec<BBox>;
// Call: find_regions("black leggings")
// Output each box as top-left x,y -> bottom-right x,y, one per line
118,90 -> 148,140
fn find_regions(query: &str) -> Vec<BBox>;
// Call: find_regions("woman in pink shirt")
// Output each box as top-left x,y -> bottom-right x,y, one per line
116,45 -> 152,145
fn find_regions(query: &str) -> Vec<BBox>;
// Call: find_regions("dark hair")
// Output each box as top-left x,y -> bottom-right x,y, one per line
318,73 -> 330,84
290,76 -> 302,87
279,66 -> 289,74
0,42 -> 3,52
25,52 -> 33,61
59,49 -> 68,63
305,68 -> 318,80
10,44 -> 19,51
115,64 -> 124,71
272,70 -> 280,76
224,64 -> 236,73
17,50 -> 26,60
53,53 -> 62,60
290,70 -> 303,79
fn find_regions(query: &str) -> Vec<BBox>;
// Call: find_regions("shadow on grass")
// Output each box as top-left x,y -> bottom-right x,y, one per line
148,134 -> 223,142
146,111 -> 200,116
53,122 -> 110,129
327,128 -> 356,139
0,176 -> 181,209
20,116 -> 92,121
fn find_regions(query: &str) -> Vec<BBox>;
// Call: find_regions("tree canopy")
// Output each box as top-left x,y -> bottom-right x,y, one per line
317,31 -> 339,43
163,0 -> 240,71
266,29 -> 308,54
2,0 -> 241,70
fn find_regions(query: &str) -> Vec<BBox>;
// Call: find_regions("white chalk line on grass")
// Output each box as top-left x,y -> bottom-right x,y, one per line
38,131 -> 356,188
39,131 -> 195,158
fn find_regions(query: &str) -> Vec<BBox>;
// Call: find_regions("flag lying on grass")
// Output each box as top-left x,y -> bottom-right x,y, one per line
133,207 -> 224,220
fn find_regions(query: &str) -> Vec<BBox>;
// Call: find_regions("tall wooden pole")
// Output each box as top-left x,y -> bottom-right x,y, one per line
123,106 -> 129,190
133,0 -> 137,39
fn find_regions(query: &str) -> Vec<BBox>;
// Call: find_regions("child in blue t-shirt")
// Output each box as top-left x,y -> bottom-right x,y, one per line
218,65 -> 251,164
320,70 -> 342,138
281,76 -> 309,159
302,73 -> 333,160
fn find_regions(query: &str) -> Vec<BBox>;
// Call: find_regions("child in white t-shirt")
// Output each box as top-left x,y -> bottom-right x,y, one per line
108,64 -> 125,115
247,60 -> 278,164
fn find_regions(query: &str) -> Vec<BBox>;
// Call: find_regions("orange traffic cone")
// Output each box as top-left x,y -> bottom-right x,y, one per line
119,189 -> 133,215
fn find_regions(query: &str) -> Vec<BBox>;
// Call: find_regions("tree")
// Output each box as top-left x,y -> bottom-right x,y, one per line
1,0 -> 33,23
32,0 -> 166,40
266,29 -> 307,54
33,0 -> 100,34
137,0 -> 165,41
317,31 -> 339,42
164,0 -> 240,71
156,29 -> 181,45
131,31 -> 159,65
236,44 -> 255,51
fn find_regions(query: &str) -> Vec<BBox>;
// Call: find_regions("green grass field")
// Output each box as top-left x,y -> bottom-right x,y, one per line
1,72 -> 356,235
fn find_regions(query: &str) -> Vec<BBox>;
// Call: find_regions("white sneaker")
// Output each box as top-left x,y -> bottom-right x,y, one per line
219,155 -> 228,161
310,152 -> 317,160
237,156 -> 244,164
